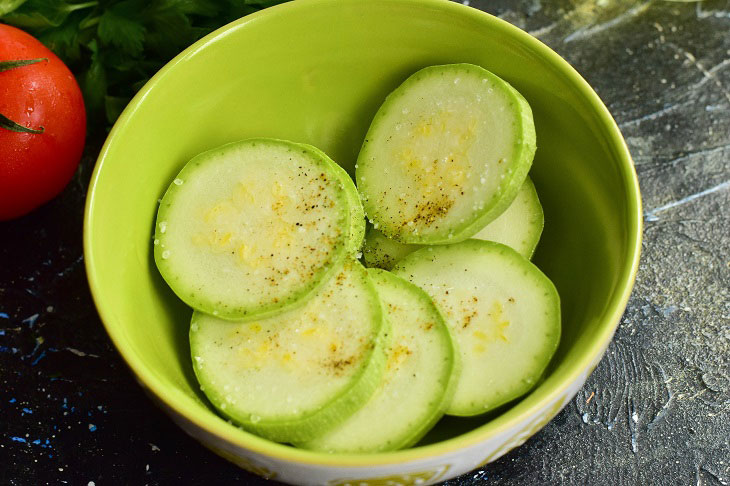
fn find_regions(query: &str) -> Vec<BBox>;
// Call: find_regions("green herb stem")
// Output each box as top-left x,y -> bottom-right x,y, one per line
78,15 -> 100,30
63,1 -> 99,14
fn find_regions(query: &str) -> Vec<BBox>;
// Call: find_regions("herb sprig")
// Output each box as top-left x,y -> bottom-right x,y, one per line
0,0 -> 287,127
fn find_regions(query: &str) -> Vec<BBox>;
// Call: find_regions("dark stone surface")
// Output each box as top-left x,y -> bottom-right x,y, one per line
1,1 -> 728,484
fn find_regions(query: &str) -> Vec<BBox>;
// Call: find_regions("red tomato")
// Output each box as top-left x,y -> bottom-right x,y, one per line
0,24 -> 86,220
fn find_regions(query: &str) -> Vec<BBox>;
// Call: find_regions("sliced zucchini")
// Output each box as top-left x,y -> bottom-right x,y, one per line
472,176 -> 543,258
298,143 -> 366,255
361,224 -> 414,271
190,259 -> 388,443
356,63 -> 536,244
363,178 -> 544,270
299,269 -> 456,453
392,240 -> 560,416
154,138 -> 351,320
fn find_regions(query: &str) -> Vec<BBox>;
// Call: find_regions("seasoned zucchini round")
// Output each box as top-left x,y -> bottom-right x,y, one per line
392,240 -> 560,416
357,63 -> 536,244
154,138 -> 351,320
190,260 -> 388,444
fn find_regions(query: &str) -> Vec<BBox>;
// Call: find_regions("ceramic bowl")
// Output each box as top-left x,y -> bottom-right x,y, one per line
84,0 -> 642,483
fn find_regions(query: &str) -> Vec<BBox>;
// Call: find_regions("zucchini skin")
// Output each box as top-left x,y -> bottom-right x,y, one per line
297,142 -> 366,256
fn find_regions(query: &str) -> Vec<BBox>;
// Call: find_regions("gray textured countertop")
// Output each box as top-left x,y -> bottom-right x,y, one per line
1,1 -> 728,484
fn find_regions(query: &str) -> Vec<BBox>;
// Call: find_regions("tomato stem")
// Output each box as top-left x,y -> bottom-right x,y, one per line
0,58 -> 47,73
0,58 -> 48,133
0,114 -> 44,134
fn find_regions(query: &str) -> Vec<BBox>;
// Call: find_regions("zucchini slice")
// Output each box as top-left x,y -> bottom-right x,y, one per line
362,178 -> 544,270
356,63 -> 536,244
298,143 -> 366,255
190,260 -> 388,443
392,240 -> 560,416
361,224 -> 414,271
299,269 -> 456,453
470,176 -> 543,258
154,138 -> 351,320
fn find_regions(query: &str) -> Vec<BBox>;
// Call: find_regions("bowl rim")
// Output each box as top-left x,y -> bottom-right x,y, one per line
84,0 -> 642,468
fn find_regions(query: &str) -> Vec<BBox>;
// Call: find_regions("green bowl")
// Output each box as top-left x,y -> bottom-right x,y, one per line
84,0 -> 642,483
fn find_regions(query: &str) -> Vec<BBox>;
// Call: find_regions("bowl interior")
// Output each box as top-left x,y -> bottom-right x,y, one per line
85,0 -> 640,464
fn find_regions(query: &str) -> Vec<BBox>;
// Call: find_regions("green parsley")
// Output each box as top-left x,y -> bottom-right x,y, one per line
0,0 -> 288,128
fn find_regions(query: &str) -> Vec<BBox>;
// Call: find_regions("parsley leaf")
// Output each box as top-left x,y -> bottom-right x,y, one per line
0,0 -> 28,17
3,0 -> 96,29
81,38 -> 107,123
36,10 -> 85,60
98,1 -> 147,57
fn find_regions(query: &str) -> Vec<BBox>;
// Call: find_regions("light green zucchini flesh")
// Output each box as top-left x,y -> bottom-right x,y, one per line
473,177 -> 543,257
154,138 -> 351,321
297,143 -> 366,255
356,63 -> 536,244
392,240 -> 560,416
190,260 -> 388,444
299,269 -> 456,453
362,178 -> 544,270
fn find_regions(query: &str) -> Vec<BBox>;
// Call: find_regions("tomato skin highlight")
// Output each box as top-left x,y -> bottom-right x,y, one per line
0,24 -> 86,220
